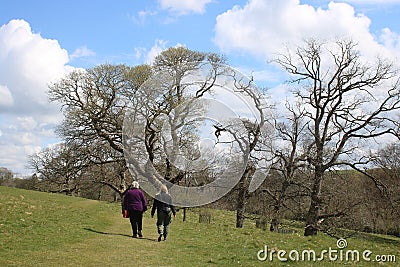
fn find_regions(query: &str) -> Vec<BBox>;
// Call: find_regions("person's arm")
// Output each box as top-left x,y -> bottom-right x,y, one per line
122,191 -> 128,212
171,204 -> 176,217
140,191 -> 147,211
168,195 -> 176,216
151,199 -> 158,217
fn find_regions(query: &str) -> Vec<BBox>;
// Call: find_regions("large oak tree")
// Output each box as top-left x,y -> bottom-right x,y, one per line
274,39 -> 400,236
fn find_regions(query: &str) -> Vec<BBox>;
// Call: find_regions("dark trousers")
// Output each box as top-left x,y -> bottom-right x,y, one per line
129,210 -> 143,235
156,210 -> 172,238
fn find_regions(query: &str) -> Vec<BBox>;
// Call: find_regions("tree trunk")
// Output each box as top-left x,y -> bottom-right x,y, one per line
236,183 -> 246,228
270,218 -> 279,232
236,164 -> 256,228
270,180 -> 290,232
304,172 -> 323,236
97,187 -> 102,200
183,207 -> 187,222
304,198 -> 319,236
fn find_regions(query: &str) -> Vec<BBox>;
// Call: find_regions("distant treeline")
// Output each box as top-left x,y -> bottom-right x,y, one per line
1,166 -> 399,238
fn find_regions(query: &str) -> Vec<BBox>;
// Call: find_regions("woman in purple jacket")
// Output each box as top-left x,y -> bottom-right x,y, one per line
123,181 -> 147,238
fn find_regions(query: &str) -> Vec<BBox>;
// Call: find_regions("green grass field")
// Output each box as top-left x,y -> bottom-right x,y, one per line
1,186 -> 398,266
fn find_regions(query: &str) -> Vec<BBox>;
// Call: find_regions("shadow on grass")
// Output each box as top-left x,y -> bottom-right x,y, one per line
84,228 -> 158,242
357,233 -> 400,246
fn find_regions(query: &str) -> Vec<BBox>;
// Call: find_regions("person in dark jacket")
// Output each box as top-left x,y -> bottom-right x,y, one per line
151,184 -> 176,242
123,181 -> 147,238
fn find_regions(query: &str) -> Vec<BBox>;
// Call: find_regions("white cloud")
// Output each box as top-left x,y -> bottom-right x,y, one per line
134,47 -> 146,60
138,10 -> 158,18
158,0 -> 213,15
342,0 -> 400,3
0,142 -> 41,175
214,0 -> 398,61
0,85 -> 14,107
70,45 -> 96,60
145,39 -> 168,64
136,40 -> 187,65
214,0 -> 400,157
129,10 -> 158,25
0,19 -> 73,174
15,117 -> 37,131
380,28 -> 400,54
0,19 -> 72,109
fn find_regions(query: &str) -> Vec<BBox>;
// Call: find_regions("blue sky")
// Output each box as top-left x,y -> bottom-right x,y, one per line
1,0 -> 400,175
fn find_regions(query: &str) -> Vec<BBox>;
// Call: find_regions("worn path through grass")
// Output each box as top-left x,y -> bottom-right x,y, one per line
0,186 -> 174,267
26,212 -> 166,266
1,186 -> 399,267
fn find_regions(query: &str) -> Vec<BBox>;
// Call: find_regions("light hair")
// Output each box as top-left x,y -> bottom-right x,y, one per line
160,184 -> 168,193
131,181 -> 140,189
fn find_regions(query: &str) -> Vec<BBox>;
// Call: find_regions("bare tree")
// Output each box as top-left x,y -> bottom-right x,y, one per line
28,142 -> 87,195
211,69 -> 272,228
274,39 -> 400,236
370,143 -> 400,234
49,64 -> 151,154
265,101 -> 311,231
124,47 -> 227,191
48,64 -> 152,196
0,167 -> 14,187
48,48 -> 226,205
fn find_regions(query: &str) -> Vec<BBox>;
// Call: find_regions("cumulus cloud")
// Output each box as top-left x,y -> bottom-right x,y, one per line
0,19 -> 71,111
144,39 -> 169,64
214,0 -> 398,61
380,28 -> 400,54
0,19 -> 72,174
158,0 -> 213,15
70,45 -> 96,60
135,40 -> 188,65
215,0 -> 400,153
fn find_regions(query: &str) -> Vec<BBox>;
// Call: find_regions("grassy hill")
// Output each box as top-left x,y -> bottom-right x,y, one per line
0,186 -> 398,266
